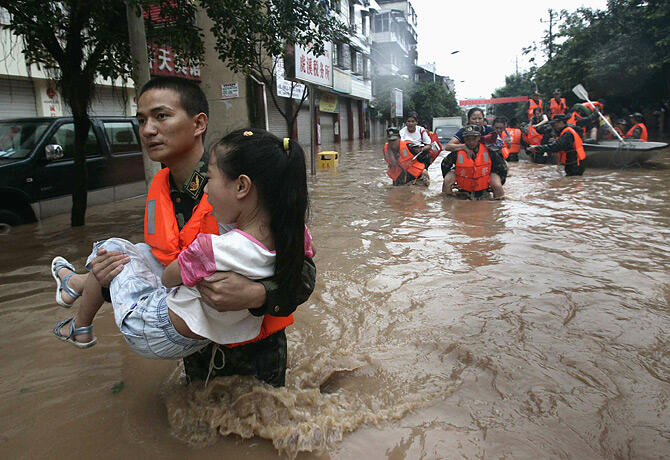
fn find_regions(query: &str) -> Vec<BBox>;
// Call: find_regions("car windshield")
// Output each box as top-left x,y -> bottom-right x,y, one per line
0,121 -> 51,160
435,125 -> 459,140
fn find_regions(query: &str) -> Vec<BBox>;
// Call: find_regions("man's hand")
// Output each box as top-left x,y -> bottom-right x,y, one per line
90,248 -> 129,287
196,271 -> 266,312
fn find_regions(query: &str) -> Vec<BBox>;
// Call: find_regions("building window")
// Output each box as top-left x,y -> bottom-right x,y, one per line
333,43 -> 340,67
373,13 -> 389,33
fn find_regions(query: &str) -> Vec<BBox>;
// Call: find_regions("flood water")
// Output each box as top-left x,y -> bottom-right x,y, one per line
1,141 -> 668,459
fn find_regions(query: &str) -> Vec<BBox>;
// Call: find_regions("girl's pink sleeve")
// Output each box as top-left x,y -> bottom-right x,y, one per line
304,226 -> 314,258
177,234 -> 216,287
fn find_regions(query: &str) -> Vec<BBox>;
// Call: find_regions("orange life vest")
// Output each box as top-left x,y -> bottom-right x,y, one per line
528,99 -> 543,120
615,126 -> 624,136
549,97 -> 567,119
625,123 -> 648,142
523,125 -> 543,146
455,144 -> 492,192
428,131 -> 442,162
499,130 -> 511,160
506,128 -> 522,153
557,126 -> 586,165
384,141 -> 426,181
582,101 -> 603,113
567,112 -> 586,138
144,167 -> 294,347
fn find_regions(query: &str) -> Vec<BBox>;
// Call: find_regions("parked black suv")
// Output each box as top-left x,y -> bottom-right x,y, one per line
0,117 -> 145,226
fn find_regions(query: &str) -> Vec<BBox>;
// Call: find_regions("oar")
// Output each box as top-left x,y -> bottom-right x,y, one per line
572,84 -> 626,143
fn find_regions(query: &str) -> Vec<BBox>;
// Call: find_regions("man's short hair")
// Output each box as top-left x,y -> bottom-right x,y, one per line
139,76 -> 209,118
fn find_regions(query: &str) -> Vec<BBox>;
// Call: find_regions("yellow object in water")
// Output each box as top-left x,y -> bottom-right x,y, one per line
317,151 -> 339,169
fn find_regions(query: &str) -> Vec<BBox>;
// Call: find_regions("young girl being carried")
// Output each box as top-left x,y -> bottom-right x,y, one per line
51,129 -> 312,360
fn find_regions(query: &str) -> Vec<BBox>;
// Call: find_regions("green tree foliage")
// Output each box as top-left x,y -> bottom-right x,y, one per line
519,0 -> 669,117
490,72 -> 536,125
201,0 -> 349,135
371,77 -> 459,125
0,0 -> 203,226
408,81 -> 460,127
370,75 -> 415,123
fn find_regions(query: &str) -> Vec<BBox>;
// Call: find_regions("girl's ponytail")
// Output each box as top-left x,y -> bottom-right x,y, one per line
270,137 -> 309,303
211,130 -> 309,305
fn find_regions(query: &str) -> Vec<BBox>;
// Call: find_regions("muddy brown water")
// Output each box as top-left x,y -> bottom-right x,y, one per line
1,141 -> 668,459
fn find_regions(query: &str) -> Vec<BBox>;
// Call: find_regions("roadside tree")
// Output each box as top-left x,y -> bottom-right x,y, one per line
201,0 -> 348,137
0,0 -> 203,226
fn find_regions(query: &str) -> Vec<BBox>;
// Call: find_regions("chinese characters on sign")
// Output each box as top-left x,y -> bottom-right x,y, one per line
148,44 -> 201,81
392,88 -> 403,118
275,58 -> 306,100
221,83 -> 239,99
293,43 -> 333,88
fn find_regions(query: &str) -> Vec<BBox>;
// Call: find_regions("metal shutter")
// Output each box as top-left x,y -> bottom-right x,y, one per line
320,112 -> 335,146
339,96 -> 349,141
0,77 -> 37,119
266,87 -> 289,138
352,99 -> 360,139
296,105 -> 311,148
89,87 -> 128,116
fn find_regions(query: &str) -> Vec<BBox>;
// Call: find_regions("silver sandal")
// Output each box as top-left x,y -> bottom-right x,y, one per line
51,256 -> 81,307
53,317 -> 97,349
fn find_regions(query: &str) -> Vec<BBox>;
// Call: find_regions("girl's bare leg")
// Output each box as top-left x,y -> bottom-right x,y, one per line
55,268 -> 86,305
58,272 -> 105,343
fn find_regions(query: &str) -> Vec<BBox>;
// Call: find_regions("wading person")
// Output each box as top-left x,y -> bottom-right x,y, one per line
443,108 -> 505,198
503,120 -> 522,162
625,113 -> 648,141
527,114 -> 586,176
441,125 -> 502,199
399,112 -> 432,157
51,77 -> 315,387
383,127 -> 429,186
52,130 -> 313,372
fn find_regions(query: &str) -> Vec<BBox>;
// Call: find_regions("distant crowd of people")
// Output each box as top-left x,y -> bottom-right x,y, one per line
382,89 -> 652,198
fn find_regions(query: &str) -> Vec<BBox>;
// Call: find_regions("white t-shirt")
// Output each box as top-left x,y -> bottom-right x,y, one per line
167,228 -> 274,345
399,126 -> 431,144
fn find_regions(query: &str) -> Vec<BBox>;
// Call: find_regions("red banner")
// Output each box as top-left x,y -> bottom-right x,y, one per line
148,43 -> 201,81
459,96 -> 529,106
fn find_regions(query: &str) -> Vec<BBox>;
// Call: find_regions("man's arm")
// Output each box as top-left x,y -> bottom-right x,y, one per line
252,256 -> 316,317
530,130 -> 573,154
196,256 -> 316,316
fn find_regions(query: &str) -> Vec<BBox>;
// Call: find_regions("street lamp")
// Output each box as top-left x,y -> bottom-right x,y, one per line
450,50 -> 460,55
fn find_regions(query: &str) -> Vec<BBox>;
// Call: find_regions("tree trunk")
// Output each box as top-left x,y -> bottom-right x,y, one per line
69,95 -> 90,227
125,0 -> 160,188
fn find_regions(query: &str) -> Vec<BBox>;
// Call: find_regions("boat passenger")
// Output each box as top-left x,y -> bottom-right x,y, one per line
520,122 -> 550,163
442,125 -> 504,199
527,114 -> 586,176
549,89 -> 567,119
614,119 -> 627,137
531,107 -> 550,130
527,92 -> 543,121
625,113 -> 648,141
384,127 -> 429,186
400,112 -> 432,155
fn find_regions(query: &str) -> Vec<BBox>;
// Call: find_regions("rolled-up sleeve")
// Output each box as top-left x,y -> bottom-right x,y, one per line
178,233 -> 216,287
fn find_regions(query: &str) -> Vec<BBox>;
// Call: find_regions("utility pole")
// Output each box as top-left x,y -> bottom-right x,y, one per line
125,0 -> 160,186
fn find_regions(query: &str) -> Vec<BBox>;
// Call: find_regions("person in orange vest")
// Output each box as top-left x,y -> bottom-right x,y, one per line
527,114 -> 586,176
384,127 -> 429,186
527,92 -> 543,121
520,122 -> 550,163
625,113 -> 648,141
549,89 -> 567,119
52,129 -> 313,363
50,77 -> 315,386
502,119 -> 522,162
441,125 -> 504,199
614,119 -> 627,137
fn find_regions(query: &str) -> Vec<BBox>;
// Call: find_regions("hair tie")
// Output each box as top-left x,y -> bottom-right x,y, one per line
283,138 -> 290,155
